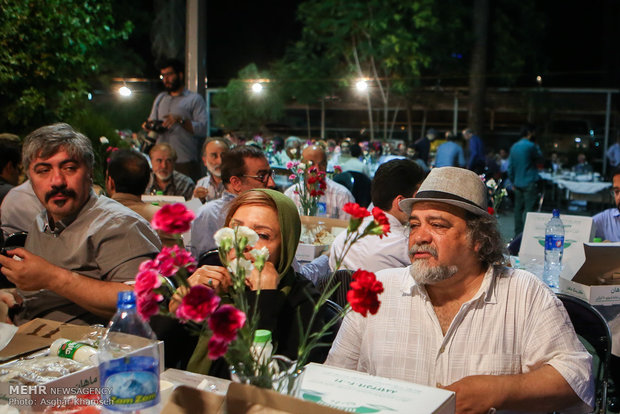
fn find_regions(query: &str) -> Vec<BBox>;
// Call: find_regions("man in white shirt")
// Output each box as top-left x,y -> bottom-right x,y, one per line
192,137 -> 230,204
329,159 -> 425,272
326,167 -> 593,413
284,145 -> 354,220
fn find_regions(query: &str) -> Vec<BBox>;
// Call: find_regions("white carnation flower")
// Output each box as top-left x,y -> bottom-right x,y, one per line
99,136 -> 109,144
236,226 -> 259,247
250,247 -> 270,262
228,257 -> 254,275
486,179 -> 496,188
214,227 -> 235,247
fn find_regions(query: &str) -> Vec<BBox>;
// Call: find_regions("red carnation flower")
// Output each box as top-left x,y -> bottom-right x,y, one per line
334,165 -> 342,174
208,304 -> 246,341
347,270 -> 383,317
371,207 -> 391,238
487,206 -> 495,215
176,285 -> 221,323
152,203 -> 195,234
343,203 -> 371,219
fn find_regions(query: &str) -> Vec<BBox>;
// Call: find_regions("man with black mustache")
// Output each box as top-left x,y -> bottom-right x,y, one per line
327,167 -> 593,413
142,58 -> 206,181
0,123 -> 161,325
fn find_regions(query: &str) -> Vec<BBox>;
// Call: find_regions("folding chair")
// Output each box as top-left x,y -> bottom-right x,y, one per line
557,293 -> 612,414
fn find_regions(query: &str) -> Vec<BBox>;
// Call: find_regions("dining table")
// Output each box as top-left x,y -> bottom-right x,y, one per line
539,171 -> 613,207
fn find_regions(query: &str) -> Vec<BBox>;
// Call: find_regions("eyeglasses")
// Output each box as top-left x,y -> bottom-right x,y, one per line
612,188 -> 620,197
243,170 -> 275,183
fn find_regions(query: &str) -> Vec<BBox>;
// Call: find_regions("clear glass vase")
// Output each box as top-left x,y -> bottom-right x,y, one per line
229,355 -> 304,396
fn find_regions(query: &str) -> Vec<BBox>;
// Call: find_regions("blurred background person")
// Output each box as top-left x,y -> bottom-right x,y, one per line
572,153 -> 593,175
508,123 -> 543,236
462,128 -> 486,174
434,132 -> 465,168
0,138 -> 22,204
193,137 -> 230,204
145,143 -> 195,200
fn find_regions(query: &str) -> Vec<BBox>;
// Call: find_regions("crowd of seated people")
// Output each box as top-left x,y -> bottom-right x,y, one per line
0,123 -> 598,412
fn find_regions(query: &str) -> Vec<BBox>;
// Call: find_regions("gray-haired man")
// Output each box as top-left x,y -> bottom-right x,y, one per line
0,123 -> 161,325
327,167 -> 593,413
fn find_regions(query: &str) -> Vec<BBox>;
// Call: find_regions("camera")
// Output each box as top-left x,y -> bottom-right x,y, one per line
144,120 -> 168,133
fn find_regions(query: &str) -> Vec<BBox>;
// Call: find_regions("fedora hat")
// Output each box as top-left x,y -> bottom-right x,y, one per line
399,167 -> 489,216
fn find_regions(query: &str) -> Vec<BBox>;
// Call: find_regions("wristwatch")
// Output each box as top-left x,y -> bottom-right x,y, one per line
178,117 -> 185,124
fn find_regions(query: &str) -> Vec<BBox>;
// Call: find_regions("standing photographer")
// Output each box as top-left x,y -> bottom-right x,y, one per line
142,59 -> 207,181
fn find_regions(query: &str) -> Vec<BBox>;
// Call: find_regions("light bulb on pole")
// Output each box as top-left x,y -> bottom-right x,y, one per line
251,82 -> 263,94
118,85 -> 132,97
355,79 -> 368,92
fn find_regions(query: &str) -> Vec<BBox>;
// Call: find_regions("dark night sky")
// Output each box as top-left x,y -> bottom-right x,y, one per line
134,1 -> 618,89
205,0 -> 302,86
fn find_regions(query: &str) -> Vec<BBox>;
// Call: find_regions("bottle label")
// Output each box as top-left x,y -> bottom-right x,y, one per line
545,234 -> 564,251
101,355 -> 160,411
56,341 -> 88,360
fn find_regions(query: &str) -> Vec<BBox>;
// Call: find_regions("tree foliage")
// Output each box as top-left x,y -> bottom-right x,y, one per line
292,0 -> 439,140
0,0 -> 132,133
213,64 -> 285,138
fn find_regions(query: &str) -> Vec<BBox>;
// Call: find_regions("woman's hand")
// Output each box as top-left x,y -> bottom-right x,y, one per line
245,262 -> 278,291
187,265 -> 233,294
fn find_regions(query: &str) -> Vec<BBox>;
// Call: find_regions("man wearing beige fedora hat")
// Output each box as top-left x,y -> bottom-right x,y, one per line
327,167 -> 593,413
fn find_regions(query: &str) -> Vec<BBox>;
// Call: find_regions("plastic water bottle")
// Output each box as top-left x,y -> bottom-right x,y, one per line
251,329 -> 273,365
543,209 -> 565,288
99,291 -> 160,413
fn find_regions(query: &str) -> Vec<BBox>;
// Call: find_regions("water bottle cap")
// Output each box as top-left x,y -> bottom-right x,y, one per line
117,291 -> 136,309
552,209 -> 560,217
156,190 -> 164,195
593,237 -> 602,242
254,329 -> 272,343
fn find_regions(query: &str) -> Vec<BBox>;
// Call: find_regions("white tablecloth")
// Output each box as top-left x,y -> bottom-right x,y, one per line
554,179 -> 612,194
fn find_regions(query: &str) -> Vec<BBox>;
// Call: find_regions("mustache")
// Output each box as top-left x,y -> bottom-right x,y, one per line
409,244 -> 438,258
45,186 -> 76,202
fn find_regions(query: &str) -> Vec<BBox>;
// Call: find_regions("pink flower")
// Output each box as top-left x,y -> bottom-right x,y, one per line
155,245 -> 197,276
286,161 -> 294,169
171,245 -> 197,272
152,203 -> 195,234
139,259 -> 158,272
334,165 -> 342,174
207,335 -> 230,360
208,304 -> 246,341
176,285 -> 221,322
134,268 -> 161,296
137,291 -> 163,321
289,174 -> 296,180
156,255 -> 177,277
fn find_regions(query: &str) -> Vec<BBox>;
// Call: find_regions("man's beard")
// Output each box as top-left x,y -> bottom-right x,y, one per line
408,244 -> 458,285
164,77 -> 183,92
208,165 -> 221,178
155,170 -> 172,182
